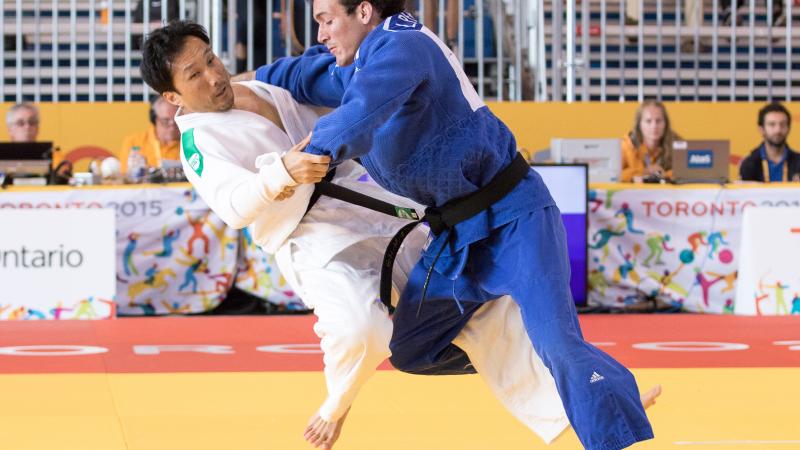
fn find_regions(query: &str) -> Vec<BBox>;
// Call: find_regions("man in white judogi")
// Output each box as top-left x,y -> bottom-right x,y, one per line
141,21 -> 569,450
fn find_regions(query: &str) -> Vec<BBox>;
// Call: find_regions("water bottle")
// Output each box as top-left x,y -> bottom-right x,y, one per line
126,146 -> 146,183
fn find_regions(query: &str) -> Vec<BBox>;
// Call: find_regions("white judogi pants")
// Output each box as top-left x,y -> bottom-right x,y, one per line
285,233 -> 569,443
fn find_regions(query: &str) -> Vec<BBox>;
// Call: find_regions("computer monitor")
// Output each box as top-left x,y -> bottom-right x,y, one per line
0,142 -> 53,176
550,138 -> 622,183
531,164 -> 588,306
671,140 -> 729,184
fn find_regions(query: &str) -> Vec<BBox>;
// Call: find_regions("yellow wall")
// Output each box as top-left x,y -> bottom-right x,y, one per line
0,102 -> 150,171
488,101 -> 800,180
3,101 -> 799,177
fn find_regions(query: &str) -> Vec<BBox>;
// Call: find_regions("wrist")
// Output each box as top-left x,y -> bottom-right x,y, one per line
254,152 -> 297,200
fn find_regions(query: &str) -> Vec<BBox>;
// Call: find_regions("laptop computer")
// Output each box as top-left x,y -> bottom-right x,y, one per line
0,142 -> 53,160
550,138 -> 622,183
671,140 -> 729,184
0,142 -> 53,177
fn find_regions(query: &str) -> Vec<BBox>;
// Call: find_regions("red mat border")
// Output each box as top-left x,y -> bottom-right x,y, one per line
0,315 -> 797,373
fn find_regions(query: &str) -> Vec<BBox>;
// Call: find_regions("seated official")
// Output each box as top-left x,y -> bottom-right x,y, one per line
2,102 -> 62,185
621,100 -> 682,183
6,102 -> 40,142
739,102 -> 800,183
119,96 -> 180,174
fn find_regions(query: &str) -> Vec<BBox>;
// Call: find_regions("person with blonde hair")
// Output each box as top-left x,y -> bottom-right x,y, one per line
621,100 -> 681,183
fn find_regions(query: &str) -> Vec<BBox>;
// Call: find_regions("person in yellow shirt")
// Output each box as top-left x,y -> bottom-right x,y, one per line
621,100 -> 682,183
119,96 -> 180,174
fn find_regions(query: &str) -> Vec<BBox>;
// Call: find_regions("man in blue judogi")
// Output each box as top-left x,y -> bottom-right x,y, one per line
239,0 -> 658,448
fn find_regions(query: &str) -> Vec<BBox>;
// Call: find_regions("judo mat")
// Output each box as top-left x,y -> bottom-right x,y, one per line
0,314 -> 797,450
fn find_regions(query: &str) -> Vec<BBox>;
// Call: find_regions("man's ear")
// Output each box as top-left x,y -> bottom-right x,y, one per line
358,1 -> 374,23
162,91 -> 183,108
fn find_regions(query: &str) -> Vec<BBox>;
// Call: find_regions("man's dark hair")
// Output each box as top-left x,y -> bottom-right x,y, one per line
140,20 -> 210,94
758,102 -> 792,128
339,0 -> 405,18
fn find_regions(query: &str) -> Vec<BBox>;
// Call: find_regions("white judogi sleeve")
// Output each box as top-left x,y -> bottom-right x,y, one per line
175,102 -> 315,253
180,126 -> 297,228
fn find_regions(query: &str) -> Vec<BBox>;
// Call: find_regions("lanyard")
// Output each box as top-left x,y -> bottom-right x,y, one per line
643,147 -> 658,168
762,157 -> 788,182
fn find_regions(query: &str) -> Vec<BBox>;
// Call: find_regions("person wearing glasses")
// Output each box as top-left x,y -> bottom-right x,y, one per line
6,102 -> 40,143
119,95 -> 181,174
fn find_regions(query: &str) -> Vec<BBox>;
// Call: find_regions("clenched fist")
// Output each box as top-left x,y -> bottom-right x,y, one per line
282,133 -> 331,184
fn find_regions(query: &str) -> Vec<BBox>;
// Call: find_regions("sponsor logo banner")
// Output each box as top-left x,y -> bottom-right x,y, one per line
687,150 -> 714,169
0,209 -> 115,319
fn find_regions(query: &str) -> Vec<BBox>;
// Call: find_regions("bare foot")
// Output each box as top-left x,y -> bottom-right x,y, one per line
641,384 -> 662,409
303,408 -> 350,450
550,385 -> 662,444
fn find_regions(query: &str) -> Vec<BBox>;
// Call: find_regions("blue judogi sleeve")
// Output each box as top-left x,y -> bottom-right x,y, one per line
255,45 -> 347,108
257,36 -> 429,164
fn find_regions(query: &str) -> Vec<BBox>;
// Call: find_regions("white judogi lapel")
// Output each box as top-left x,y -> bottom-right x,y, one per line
175,81 -> 423,296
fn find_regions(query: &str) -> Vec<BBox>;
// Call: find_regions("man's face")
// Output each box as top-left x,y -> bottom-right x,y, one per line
8,108 -> 39,142
314,0 -> 375,66
163,36 -> 234,114
760,111 -> 790,149
153,100 -> 180,144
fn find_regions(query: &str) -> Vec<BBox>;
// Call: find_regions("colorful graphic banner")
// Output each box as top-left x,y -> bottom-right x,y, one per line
588,184 -> 800,313
0,184 -> 300,318
235,227 -> 306,311
735,208 -> 800,316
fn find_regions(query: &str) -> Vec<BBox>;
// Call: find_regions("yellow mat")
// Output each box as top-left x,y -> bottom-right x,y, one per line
0,368 -> 797,450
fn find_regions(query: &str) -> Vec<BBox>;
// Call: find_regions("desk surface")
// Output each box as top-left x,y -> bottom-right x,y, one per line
590,181 -> 800,190
1,182 -> 192,193
6,181 -> 799,192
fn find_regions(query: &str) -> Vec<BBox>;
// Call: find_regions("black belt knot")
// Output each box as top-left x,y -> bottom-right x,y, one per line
423,206 -> 445,235
300,153 -> 530,316
379,152 -> 530,314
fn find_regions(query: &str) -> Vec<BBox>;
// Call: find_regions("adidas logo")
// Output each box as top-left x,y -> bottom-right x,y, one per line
589,371 -> 605,383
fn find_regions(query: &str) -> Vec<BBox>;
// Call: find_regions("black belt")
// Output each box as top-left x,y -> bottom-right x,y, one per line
306,169 -> 420,220
378,152 -> 530,313
306,152 -> 529,314
305,168 -> 337,213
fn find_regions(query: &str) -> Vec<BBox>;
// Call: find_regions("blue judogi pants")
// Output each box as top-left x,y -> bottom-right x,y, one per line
389,206 -> 654,450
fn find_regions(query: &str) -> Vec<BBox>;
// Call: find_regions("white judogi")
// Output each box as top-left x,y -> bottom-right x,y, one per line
175,80 -> 568,442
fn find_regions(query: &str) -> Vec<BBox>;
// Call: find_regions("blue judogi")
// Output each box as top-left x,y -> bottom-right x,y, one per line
256,12 -> 653,449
